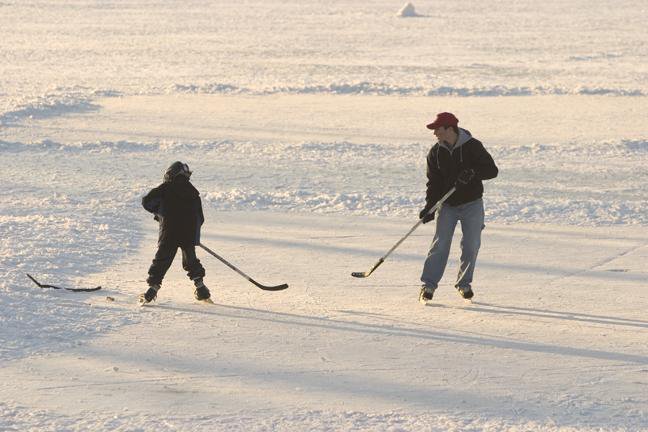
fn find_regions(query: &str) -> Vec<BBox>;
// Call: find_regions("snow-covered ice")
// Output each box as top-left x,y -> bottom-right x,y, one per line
1,0 -> 647,430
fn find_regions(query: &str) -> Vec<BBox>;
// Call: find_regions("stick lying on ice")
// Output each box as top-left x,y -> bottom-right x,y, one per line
26,274 -> 102,292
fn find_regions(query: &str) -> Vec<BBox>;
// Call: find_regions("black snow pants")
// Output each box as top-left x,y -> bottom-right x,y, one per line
146,242 -> 206,286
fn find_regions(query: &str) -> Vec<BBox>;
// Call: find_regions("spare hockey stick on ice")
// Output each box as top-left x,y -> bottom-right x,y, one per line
198,243 -> 288,291
26,274 -> 102,292
351,186 -> 457,278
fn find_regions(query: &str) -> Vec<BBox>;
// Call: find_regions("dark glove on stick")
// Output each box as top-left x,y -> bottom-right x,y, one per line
457,168 -> 476,186
419,207 -> 435,224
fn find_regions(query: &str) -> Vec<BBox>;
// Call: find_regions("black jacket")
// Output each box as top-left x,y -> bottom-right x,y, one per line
425,128 -> 498,208
142,176 -> 205,247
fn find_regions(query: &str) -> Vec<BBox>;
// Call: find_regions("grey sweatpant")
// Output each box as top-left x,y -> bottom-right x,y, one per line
420,198 -> 485,290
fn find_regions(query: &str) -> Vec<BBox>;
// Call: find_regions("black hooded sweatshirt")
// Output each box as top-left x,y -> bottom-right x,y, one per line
142,176 -> 205,247
425,128 -> 498,208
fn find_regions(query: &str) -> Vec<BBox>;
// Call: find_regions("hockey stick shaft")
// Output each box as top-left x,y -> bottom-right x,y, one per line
198,243 -> 288,291
351,186 -> 456,278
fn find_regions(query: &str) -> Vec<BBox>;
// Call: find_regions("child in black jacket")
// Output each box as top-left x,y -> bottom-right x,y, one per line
140,161 -> 211,304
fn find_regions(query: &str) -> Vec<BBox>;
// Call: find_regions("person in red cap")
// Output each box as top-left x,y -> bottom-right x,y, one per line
418,112 -> 498,303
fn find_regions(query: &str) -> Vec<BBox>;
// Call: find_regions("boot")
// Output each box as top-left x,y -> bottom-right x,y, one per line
419,285 -> 435,303
457,286 -> 474,300
139,284 -> 160,304
193,278 -> 211,301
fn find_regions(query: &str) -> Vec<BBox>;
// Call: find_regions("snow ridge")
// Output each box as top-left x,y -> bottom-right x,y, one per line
4,138 -> 646,158
0,88 -> 120,126
168,82 -> 646,97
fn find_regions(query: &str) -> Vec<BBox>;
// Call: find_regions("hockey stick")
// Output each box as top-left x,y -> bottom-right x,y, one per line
198,243 -> 289,291
26,273 -> 102,292
351,186 -> 457,278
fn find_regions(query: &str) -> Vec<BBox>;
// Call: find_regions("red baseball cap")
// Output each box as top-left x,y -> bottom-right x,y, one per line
426,112 -> 459,130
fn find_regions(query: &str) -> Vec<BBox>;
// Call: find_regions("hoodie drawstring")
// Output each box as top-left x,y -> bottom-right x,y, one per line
438,143 -> 463,167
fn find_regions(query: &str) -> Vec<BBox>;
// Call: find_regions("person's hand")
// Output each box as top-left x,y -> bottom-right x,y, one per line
457,168 -> 475,186
419,207 -> 435,224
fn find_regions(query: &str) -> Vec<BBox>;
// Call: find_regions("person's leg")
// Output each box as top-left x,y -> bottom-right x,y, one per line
181,246 -> 209,300
456,199 -> 485,291
146,243 -> 178,287
142,243 -> 178,302
181,245 -> 206,281
420,204 -> 459,290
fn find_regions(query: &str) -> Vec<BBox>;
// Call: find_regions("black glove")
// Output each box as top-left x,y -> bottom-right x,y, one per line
457,168 -> 476,186
419,207 -> 435,224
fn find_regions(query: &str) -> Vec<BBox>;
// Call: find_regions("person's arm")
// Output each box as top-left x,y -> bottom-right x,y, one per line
420,148 -> 443,223
194,196 -> 205,245
197,197 -> 205,226
424,148 -> 443,208
472,141 -> 498,180
142,184 -> 164,218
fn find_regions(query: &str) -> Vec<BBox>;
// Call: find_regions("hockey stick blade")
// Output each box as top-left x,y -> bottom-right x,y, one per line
253,282 -> 289,291
198,243 -> 288,291
351,258 -> 384,279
